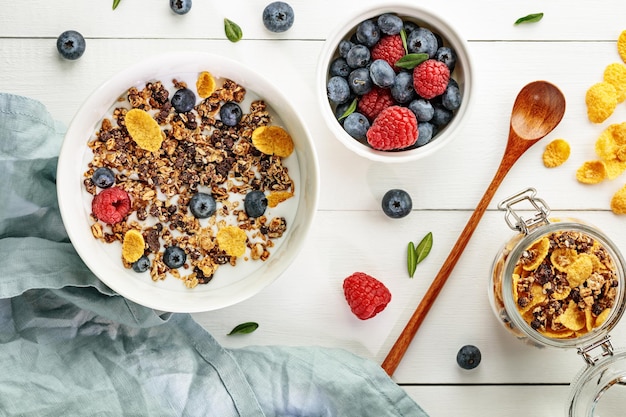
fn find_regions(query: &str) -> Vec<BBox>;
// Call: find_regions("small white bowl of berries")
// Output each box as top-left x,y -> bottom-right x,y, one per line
317,3 -> 473,163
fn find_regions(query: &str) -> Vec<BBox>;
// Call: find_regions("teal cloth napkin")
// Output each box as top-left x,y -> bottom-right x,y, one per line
0,93 -> 429,417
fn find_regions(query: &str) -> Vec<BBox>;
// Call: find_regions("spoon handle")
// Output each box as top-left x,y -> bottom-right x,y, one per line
381,154 -> 519,376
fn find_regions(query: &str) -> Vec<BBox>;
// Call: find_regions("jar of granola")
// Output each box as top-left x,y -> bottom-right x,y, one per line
489,188 -> 626,417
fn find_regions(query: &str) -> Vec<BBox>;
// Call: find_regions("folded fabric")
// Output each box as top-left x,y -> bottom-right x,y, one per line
0,93 -> 429,417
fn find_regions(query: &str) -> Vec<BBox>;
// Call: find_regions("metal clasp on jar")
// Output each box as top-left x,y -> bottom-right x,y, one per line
578,335 -> 614,366
497,188 -> 551,235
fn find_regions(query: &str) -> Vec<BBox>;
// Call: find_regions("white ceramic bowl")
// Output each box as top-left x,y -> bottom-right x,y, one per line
317,3 -> 473,163
57,52 -> 319,313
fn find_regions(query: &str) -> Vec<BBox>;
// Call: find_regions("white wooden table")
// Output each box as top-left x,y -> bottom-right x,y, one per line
3,0 -> 626,415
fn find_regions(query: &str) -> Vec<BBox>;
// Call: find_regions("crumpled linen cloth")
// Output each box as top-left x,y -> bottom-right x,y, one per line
0,93 -> 429,417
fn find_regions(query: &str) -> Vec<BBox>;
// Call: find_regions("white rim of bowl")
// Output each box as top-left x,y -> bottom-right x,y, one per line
317,2 -> 474,163
57,51 -> 320,313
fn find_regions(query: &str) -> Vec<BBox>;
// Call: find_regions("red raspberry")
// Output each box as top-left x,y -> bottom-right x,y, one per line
343,272 -> 391,320
92,186 -> 131,225
358,87 -> 395,121
413,59 -> 450,99
366,106 -> 418,151
371,35 -> 405,71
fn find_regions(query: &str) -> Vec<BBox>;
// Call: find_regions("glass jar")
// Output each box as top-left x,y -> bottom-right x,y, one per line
489,188 -> 626,417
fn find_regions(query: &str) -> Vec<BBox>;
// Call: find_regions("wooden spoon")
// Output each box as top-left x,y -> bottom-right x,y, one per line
381,81 -> 566,376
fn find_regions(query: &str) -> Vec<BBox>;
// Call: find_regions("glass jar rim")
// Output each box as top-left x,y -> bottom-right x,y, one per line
501,220 -> 626,349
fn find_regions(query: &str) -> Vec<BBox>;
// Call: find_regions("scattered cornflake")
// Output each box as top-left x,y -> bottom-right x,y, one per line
196,71 -> 216,98
125,108 -> 164,152
267,191 -> 294,208
603,63 -> 626,103
585,82 -> 617,123
576,160 -> 607,184
610,184 -> 626,214
122,229 -> 145,263
216,225 -> 247,257
252,125 -> 294,157
542,138 -> 570,168
618,30 -> 626,64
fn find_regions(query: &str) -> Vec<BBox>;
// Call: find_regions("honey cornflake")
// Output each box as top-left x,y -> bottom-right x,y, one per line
196,71 -> 216,98
267,191 -> 294,208
610,184 -> 626,214
125,108 -> 164,152
603,63 -> 626,103
585,81 -> 618,124
122,229 -> 145,263
576,160 -> 607,184
618,30 -> 626,64
252,125 -> 294,157
542,139 -> 570,168
216,225 -> 247,257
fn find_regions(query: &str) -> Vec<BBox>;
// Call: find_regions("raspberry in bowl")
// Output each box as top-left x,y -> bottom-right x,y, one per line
317,3 -> 473,163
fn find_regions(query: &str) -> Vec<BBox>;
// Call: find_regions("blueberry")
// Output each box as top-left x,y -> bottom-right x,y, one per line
435,46 -> 457,72
377,13 -> 403,35
431,105 -> 453,127
406,27 -> 438,58
391,71 -> 415,104
355,19 -> 380,47
220,102 -> 243,126
244,190 -> 268,218
91,167 -> 115,189
442,81 -> 462,111
381,189 -> 412,219
163,246 -> 187,269
56,30 -> 86,60
408,99 -> 434,122
369,59 -> 395,88
171,88 -> 196,113
416,122 -> 435,147
343,112 -> 370,140
335,99 -> 354,119
189,192 -> 216,219
330,57 -> 351,78
327,76 -> 351,104
348,68 -> 372,96
169,0 -> 192,15
456,345 -> 481,370
338,40 -> 354,59
262,1 -> 295,33
402,21 -> 420,35
132,255 -> 151,273
346,44 -> 371,69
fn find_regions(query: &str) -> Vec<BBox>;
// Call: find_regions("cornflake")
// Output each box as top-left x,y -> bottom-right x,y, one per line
542,139 -> 570,168
585,81 -> 617,124
252,125 -> 295,157
611,184 -> 626,214
576,160 -> 607,184
124,108 -> 164,152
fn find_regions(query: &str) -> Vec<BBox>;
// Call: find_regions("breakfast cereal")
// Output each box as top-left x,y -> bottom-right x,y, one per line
542,139 -> 570,168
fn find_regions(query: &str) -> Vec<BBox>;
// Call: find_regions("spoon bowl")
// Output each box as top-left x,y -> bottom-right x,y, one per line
381,81 -> 566,376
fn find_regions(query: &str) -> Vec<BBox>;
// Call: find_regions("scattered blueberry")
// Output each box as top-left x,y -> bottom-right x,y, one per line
189,192 -> 216,219
327,76 -> 351,104
163,246 -> 187,269
381,189 -> 412,219
442,81 -> 462,111
171,88 -> 196,113
408,99 -> 434,122
132,255 -> 151,273
56,30 -> 86,60
169,0 -> 192,15
346,44 -> 371,69
244,190 -> 268,218
338,40 -> 354,59
406,27 -> 438,58
391,71 -> 415,104
355,19 -> 380,47
220,101 -> 243,126
377,13 -> 403,35
348,68 -> 372,95
91,167 -> 115,189
330,57 -> 351,78
369,59 -> 395,88
456,345 -> 481,370
435,46 -> 457,72
343,112 -> 370,140
262,1 -> 295,33
431,105 -> 453,127
416,122 -> 435,147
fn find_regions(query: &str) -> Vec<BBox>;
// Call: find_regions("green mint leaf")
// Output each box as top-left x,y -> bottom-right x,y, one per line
338,98 -> 357,121
415,232 -> 433,265
407,241 -> 417,278
514,13 -> 544,25
224,18 -> 243,43
400,28 -> 408,54
227,321 -> 259,335
112,0 -> 121,10
395,53 -> 429,70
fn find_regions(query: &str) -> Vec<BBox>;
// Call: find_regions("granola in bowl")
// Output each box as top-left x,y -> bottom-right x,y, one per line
57,52 -> 319,312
